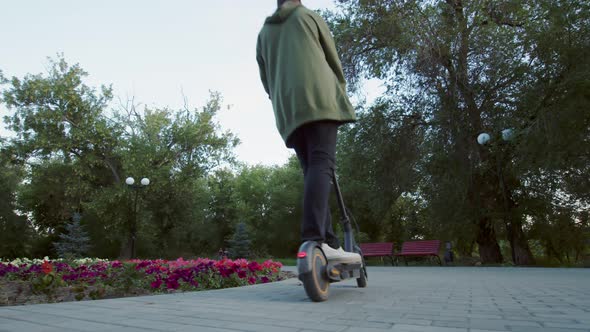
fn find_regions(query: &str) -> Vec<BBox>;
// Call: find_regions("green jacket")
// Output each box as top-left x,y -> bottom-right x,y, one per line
256,1 -> 356,145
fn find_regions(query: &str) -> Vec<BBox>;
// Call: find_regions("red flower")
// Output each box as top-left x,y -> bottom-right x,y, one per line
248,277 -> 256,285
41,261 -> 53,274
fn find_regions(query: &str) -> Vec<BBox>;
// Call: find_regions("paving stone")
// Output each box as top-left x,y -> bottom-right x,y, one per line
543,321 -> 590,329
341,327 -> 393,332
391,324 -> 468,332
50,319 -> 165,332
221,321 -> 300,332
468,319 -> 509,330
146,315 -> 231,328
323,317 -> 392,329
0,317 -> 79,332
1,267 -> 589,332
431,320 -> 470,328
509,327 -> 590,332
404,313 -> 468,322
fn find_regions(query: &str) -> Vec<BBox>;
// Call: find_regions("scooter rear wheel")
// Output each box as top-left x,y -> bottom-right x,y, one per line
355,246 -> 368,288
357,264 -> 368,288
301,247 -> 330,302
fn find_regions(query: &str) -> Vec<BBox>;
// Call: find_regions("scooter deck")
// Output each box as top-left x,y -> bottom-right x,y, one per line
327,261 -> 363,281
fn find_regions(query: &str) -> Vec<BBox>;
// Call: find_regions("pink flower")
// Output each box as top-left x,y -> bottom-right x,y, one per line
248,277 -> 256,285
234,259 -> 248,268
247,261 -> 262,272
237,270 -> 247,279
261,276 -> 270,283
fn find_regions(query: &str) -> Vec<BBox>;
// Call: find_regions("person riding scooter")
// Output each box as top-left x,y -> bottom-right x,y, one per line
256,0 -> 360,263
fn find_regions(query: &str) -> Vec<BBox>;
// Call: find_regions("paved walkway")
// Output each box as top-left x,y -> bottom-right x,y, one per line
1,267 -> 589,332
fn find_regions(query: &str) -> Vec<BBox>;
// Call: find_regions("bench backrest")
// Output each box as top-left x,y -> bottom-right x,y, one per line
360,242 -> 394,255
400,240 -> 440,255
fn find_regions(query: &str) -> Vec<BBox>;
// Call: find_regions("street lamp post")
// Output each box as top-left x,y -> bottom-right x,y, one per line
477,128 -> 513,198
125,177 -> 150,259
477,128 -> 515,259
477,128 -> 514,211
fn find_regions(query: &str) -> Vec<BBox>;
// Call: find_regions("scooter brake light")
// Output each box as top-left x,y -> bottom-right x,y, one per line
297,252 -> 307,258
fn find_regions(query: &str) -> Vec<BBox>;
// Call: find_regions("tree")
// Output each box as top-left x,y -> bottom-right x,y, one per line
326,0 -> 589,264
0,141 -> 32,259
265,157 -> 304,257
337,102 -> 423,242
53,213 -> 91,259
1,57 -> 240,259
1,56 -> 121,237
227,222 -> 251,259
205,168 -> 240,253
108,93 -> 238,258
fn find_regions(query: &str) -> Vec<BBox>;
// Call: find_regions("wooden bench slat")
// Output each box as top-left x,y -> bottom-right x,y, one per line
395,240 -> 442,265
359,242 -> 395,266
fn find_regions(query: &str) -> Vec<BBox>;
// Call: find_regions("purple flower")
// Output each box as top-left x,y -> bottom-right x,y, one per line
151,278 -> 163,289
219,267 -> 232,278
166,278 -> 180,290
145,265 -> 163,275
0,263 -> 19,277
136,261 -> 150,270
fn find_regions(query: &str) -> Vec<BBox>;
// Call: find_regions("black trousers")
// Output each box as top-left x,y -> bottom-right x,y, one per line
288,121 -> 341,249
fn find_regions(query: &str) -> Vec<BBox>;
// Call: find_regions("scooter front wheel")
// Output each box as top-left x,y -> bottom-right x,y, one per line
301,247 -> 330,302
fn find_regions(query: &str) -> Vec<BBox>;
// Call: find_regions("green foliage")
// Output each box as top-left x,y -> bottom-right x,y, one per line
227,222 -> 251,259
2,10 -> 588,267
205,168 -> 240,253
110,262 -> 145,293
31,271 -> 66,302
53,216 -> 91,259
1,57 -> 239,259
232,159 -> 303,257
337,103 -> 423,242
0,143 -> 32,259
325,0 -> 590,263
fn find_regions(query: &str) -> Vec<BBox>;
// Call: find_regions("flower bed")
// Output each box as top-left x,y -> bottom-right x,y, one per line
0,257 -> 284,306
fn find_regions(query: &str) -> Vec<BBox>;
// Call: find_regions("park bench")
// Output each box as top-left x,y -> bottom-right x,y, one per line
359,242 -> 395,266
395,240 -> 442,266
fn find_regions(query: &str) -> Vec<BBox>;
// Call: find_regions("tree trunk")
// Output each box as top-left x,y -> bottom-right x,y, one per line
505,218 -> 535,265
497,152 -> 536,265
476,216 -> 503,263
119,237 -> 132,260
449,1 -> 503,265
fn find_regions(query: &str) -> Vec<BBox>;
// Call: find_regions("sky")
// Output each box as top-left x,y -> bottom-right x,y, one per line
0,0 -> 381,166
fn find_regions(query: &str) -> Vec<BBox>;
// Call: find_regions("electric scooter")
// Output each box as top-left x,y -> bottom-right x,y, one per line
296,170 -> 368,302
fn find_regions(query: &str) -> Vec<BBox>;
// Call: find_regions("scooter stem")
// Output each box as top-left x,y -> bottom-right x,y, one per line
332,169 -> 354,252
